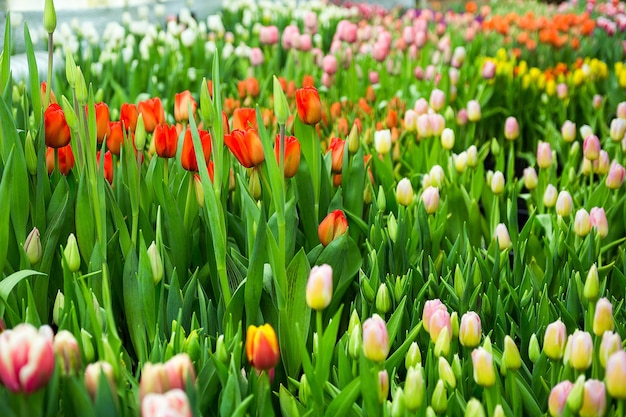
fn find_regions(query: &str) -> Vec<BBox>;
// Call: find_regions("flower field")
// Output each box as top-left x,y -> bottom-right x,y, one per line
1,0 -> 626,415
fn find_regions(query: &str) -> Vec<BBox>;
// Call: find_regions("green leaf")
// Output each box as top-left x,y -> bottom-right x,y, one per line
122,246 -> 147,363
24,23 -> 42,128
76,171 -> 95,263
325,377 -> 361,417
0,269 -> 46,302
0,14 -> 10,98
0,149 -> 14,274
245,205 -> 266,326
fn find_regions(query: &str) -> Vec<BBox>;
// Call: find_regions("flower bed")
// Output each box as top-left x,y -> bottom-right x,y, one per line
1,0 -> 626,415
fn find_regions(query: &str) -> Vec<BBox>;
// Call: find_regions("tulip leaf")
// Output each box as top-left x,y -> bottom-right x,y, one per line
76,171 -> 95,264
359,353 -> 381,417
0,14 -> 9,98
24,23 -> 42,128
0,269 -> 46,302
245,204 -> 266,327
0,148 -> 14,274
122,246 -> 147,363
64,377 -> 96,417
325,377 -> 361,417
137,233 -> 156,344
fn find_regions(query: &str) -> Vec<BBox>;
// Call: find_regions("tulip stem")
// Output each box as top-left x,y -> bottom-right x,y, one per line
163,158 -> 169,186
46,32 -> 53,108
183,173 -> 194,232
316,310 -> 323,346
54,148 -> 59,174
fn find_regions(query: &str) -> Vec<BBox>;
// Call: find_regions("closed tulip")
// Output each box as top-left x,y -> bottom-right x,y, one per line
296,85 -> 322,125
106,121 -> 125,156
467,100 -> 481,122
523,167 -> 538,190
246,324 -> 280,371
154,124 -> 179,159
138,97 -> 165,133
579,380 -> 606,417
224,129 -> 264,169
583,134 -> 601,161
421,186 -> 440,214
306,264 -> 333,311
275,134 -> 301,178
504,116 -> 519,141
53,330 -> 82,376
574,209 -> 591,237
555,191 -> 573,217
46,145 -> 75,175
318,210 -> 348,246
494,223 -> 512,250
120,102 -> 139,132
181,128 -> 212,172
543,184 -> 558,208
606,350 -> 626,399
589,207 -> 609,239
544,319 -> 567,360
84,361 -> 115,400
565,330 -> 593,371
537,141 -> 553,169
327,137 -> 345,174
599,331 -> 622,368
97,150 -> 114,184
174,91 -> 197,123
561,120 -> 576,143
93,102 -> 111,144
605,163 -> 625,189
374,129 -> 392,154
396,178 -> 414,206
362,314 -> 389,362
429,308 -> 452,344
423,299 -> 446,333
593,298 -> 614,336
548,380 -> 573,417
44,103 -> 72,148
471,347 -> 495,387
459,311 -> 481,348
141,389 -> 192,417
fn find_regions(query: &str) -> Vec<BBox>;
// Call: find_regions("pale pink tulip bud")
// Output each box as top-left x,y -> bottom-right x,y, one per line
599,331 -> 622,368
378,370 -> 389,403
429,89 -> 446,112
281,25 -> 300,49
441,128 -> 455,150
593,297 -> 614,336
459,311 -> 481,348
580,125 -> 594,140
422,299 -> 446,333
456,109 -> 468,126
139,363 -> 169,400
504,116 -> 519,141
429,309 -> 452,344
449,68 -> 460,85
322,55 -> 338,75
564,330 -> 593,371
421,186 -> 440,214
593,150 -> 610,175
555,191 -> 573,217
54,330 -> 82,376
490,171 -> 505,194
402,26 -> 415,44
543,184 -> 558,208
142,389 -> 192,417
561,120 -> 576,143
414,98 -> 429,115
416,114 -> 432,138
306,264 -> 333,311
297,34 -> 312,52
606,351 -> 626,399
548,380 -> 573,417
259,25 -> 279,45
429,114 -> 445,137
494,223 -> 512,250
467,100 -> 481,122
413,65 -> 424,80
84,361 -> 115,400
557,83 -> 568,99
583,134 -> 601,161
249,47 -> 264,66
574,208 -> 592,237
362,314 -> 389,362
304,11 -> 317,33
592,94 -> 603,109
451,46 -> 466,68
617,101 -> 626,119
396,178 -> 414,206
579,380 -> 606,417
472,347 -> 495,387
481,60 -> 496,79
537,141 -> 553,169
369,71 -> 379,84
543,319 -> 567,360
606,162 -> 625,189
404,109 -> 418,132
610,118 -> 626,142
0,324 -> 55,393
523,167 -> 538,190
164,353 -> 196,391
321,72 -> 333,88
589,207 -> 608,239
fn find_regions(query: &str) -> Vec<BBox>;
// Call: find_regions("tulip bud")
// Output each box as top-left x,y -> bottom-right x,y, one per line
467,145 -> 478,167
421,186 -> 440,214
348,324 -> 362,360
64,233 -> 81,272
503,335 -> 521,371
404,365 -> 425,411
589,207 -> 608,239
574,209 -> 591,237
561,120 -> 576,143
583,134 -> 601,161
25,132 -> 38,175
377,370 -> 389,403
434,327 -> 451,357
494,223 -> 512,250
298,374 -> 310,405
74,66 -> 88,106
453,151 -> 468,173
490,171 -> 505,194
318,210 -> 348,247
467,100 -> 481,122
493,405 -> 505,417
147,242 -> 163,285
450,312 -> 459,338
544,319 -> 567,360
80,329 -> 95,363
374,129 -> 392,155
529,333 -> 540,363
376,186 -> 386,213
566,375 -> 585,413
537,141 -> 553,169
438,356 -> 456,389
465,398 -> 486,417
549,380 -> 574,417
53,330 -> 82,375
459,311 -> 481,348
273,76 -> 289,126
543,184 -> 558,208
391,387 -> 406,417
610,118 -> 626,142
44,0 -> 57,34
504,116 -> 519,141
431,379 -> 448,414
199,79 -> 215,127
593,298 -> 614,336
84,361 -> 115,400
429,165 -> 445,188
555,191 -> 573,217
606,350 -> 626,399
583,264 -> 599,302
52,290 -> 65,326
246,324 -> 280,371
441,128 -> 455,150
472,347 -> 495,387
24,227 -> 42,265
606,162 -> 625,189
564,330 -> 593,371
375,283 -> 391,314
523,167 -> 538,190
215,334 -> 229,364
396,178 -> 414,206
599,331 -> 621,368
362,314 -> 389,362
306,264 -> 333,311
405,341 -> 422,369
135,113 -> 146,151
249,168 -> 262,200
579,380 -> 607,417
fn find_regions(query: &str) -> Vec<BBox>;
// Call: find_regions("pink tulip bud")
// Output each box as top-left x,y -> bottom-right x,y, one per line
456,109 -> 468,126
504,116 -> 519,141
564,330 -> 593,371
599,331 -> 622,368
421,186 -> 440,214
414,98 -> 429,115
322,55 -> 338,75
422,299 -> 446,333
548,380 -> 573,417
481,60 -> 496,79
606,162 -> 625,189
0,323 -> 55,393
471,347 -> 495,387
362,314 -> 389,362
592,94 -> 603,109
561,120 -> 576,143
429,89 -> 446,112
53,330 -> 82,376
583,134 -> 601,161
574,208 -> 591,237
459,311 -> 481,348
543,319 -> 567,360
306,264 -> 333,311
589,207 -> 609,239
537,141 -> 553,169
579,380 -> 606,417
84,361 -> 115,400
557,83 -> 568,100
429,308 -> 452,344
142,389 -> 192,417
377,370 -> 389,403
164,353 -> 196,391
593,297 -> 614,336
592,150 -> 609,175
249,47 -> 264,67
617,101 -> 626,119
467,100 -> 481,122
606,351 -> 626,399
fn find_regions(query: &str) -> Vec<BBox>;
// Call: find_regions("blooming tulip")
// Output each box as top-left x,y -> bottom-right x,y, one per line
181,128 -> 212,172
44,103 -> 71,148
543,319 -> 567,360
174,90 -> 197,123
120,102 -> 139,132
232,107 -> 258,131
459,312 -> 481,348
295,86 -> 322,125
593,298 -> 614,336
46,145 -> 75,175
362,314 -> 389,362
471,347 -> 495,387
548,380 -> 573,417
306,264 -> 333,311
0,324 -> 55,393
246,324 -> 280,371
318,210 -> 348,246
153,124 -> 178,159
138,97 -> 165,133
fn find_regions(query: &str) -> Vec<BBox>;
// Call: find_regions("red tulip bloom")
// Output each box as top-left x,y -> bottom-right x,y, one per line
180,128 -> 212,172
246,324 -> 280,371
224,129 -> 265,168
175,90 -> 197,123
138,97 -> 165,133
275,134 -> 301,178
120,103 -> 139,132
44,104 -> 71,149
107,121 -> 125,156
46,145 -> 75,175
318,209 -> 348,246
97,150 -> 114,184
92,102 -> 111,144
232,108 -> 258,131
326,137 -> 345,173
295,86 -> 322,125
154,124 -> 179,159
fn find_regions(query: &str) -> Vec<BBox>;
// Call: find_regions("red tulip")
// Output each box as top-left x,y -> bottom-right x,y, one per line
232,108 -> 258,131
120,103 -> 138,132
318,210 -> 348,246
97,150 -> 114,184
295,86 -> 322,125
175,90 -> 197,123
326,137 -> 345,173
224,129 -> 265,168
180,128 -> 211,172
44,103 -> 71,149
275,134 -> 301,178
138,97 -> 165,133
246,324 -> 280,371
93,102 -> 111,144
46,145 -> 75,175
107,121 -> 125,156
154,124 -> 179,159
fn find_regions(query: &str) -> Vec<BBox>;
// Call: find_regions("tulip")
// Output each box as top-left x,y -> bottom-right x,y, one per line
482,60 -> 496,79
163,353 -> 196,392
431,379 -> 448,414
606,163 -> 625,189
404,366 -> 425,411
362,314 -> 389,362
396,178 -> 414,206
92,102 -> 111,144
521,166 -> 537,190
106,121 -> 127,156
232,108 -> 258,131
138,97 -> 165,133
441,128 -> 455,150
503,335 -> 521,371
594,150 -> 610,175
578,380 -> 607,417
537,141 -> 553,169
490,171 -> 505,194
318,210 -> 348,247
153,124 -> 178,159
583,134 -> 601,161
295,86 -> 322,125
174,90 -> 197,123
119,102 -> 138,132
589,207 -> 608,239
429,308 -> 452,344
64,233 -> 81,273
543,184 -> 558,208
561,120 -> 576,143
375,283 -> 391,314
565,330 -> 593,371
306,264 -> 333,311
610,118 -> 626,142
275,134 -> 301,178
84,361 -> 115,400
0,324 -> 55,393
584,264 -> 599,302
378,370 -> 389,403
453,152 -> 468,173
434,326 -> 451,357
543,319 -> 567,360
374,129 -> 392,154
53,330 -> 82,376
96,150 -> 113,185
494,223 -> 512,250
259,25 -> 279,45
548,380 -> 573,417
421,186 -> 440,214
326,137 -> 345,174
599,332 -> 622,368
504,116 -> 519,141
593,298 -> 614,336
574,209 -> 591,237
606,351 -> 626,399
555,191 -> 573,217
391,387 -> 406,417
181,128 -> 212,172
471,347 -> 495,387
141,389 -> 192,417
422,299 -> 446,333
466,398 -> 486,417
429,165 -> 445,187
147,242 -> 163,285
529,333 -> 541,363
246,324 -> 280,371
429,89 -> 446,112
438,357 -> 456,389
44,103 -> 72,148
24,227 -> 42,265
459,311 -> 481,348
466,100 -> 481,122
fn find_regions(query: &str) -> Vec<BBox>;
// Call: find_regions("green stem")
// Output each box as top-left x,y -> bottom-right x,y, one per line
163,158 -> 169,187
46,33 -> 53,108
183,173 -> 194,232
316,310 -> 323,348
54,148 -> 59,174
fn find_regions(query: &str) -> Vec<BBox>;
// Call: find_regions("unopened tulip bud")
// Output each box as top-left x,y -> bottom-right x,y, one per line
141,389 -> 192,417
423,299 -> 446,333
80,329 -> 95,363
273,76 -> 289,125
561,120 -> 576,143
246,324 -> 280,371
318,210 -> 348,247
54,330 -> 82,375
249,168 -> 262,200
490,171 -> 505,194
537,141 -> 553,169
421,186 -> 440,214
199,79 -> 215,127
606,163 -> 625,189
376,283 -> 391,314
306,264 -> 333,311
391,387 -> 405,417
580,125 -> 594,140
215,334 -> 228,363
24,227 -> 42,265
549,380 -> 574,417
467,145 -> 478,167
434,326 -> 451,357
438,357 -> 456,389
44,0 -> 57,34
583,134 -> 601,161
503,335 -> 521,371
452,354 -> 462,380
490,138 -> 500,157
543,184 -> 558,208
441,128 -> 455,150
566,330 -> 593,371
472,347 -> 495,387
429,89 -> 446,112
465,398 -> 485,417
599,331 -> 622,368
376,186 -> 386,213
593,150 -> 610,175
405,341 -> 422,369
387,213 -> 397,243
74,67 -> 88,106
64,233 -> 80,272
453,151 -> 468,173
606,350 -> 626,399
504,116 -> 519,141
583,264 -> 599,302
348,123 -> 360,154
52,290 -> 65,326
430,165 -> 445,187
376,369 -> 389,403
610,118 -> 626,142
84,361 -> 115,400
529,333 -> 540,363
544,319 -> 567,360
579,379 -> 606,417
494,223 -> 512,250
589,207 -> 608,239
146,242 -> 163,285
574,209 -> 591,237
362,278 -> 375,303
523,167 -> 538,190
467,100 -> 481,122
593,297 -> 614,336
404,365 -> 425,411
566,375 -> 585,413
425,406 -> 437,417
298,374 -> 310,405
431,379 -> 448,414
25,132 -> 38,175
396,178 -> 414,206
374,129 -> 391,155
459,311 -> 481,348
362,314 -> 389,362
555,191 -> 573,217
348,324 -> 361,359
450,312 -> 459,338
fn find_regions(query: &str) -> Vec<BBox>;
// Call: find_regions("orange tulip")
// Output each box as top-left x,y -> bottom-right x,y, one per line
224,129 -> 265,168
275,134 -> 301,178
46,145 -> 75,175
97,150 -> 113,184
107,121 -> 125,156
44,104 -> 71,149
302,75 -> 315,88
92,102 -> 111,144
180,128 -> 212,172
318,210 -> 348,246
295,86 -> 322,125
154,124 -> 179,159
326,137 -> 345,173
232,108 -> 258,131
175,90 -> 197,123
138,97 -> 165,133
120,103 -> 138,132
246,324 -> 280,371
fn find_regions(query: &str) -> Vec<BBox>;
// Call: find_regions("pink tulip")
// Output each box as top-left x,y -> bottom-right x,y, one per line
259,26 -> 279,45
142,389 -> 192,417
322,55 -> 338,75
362,314 -> 389,362
249,47 -> 264,67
